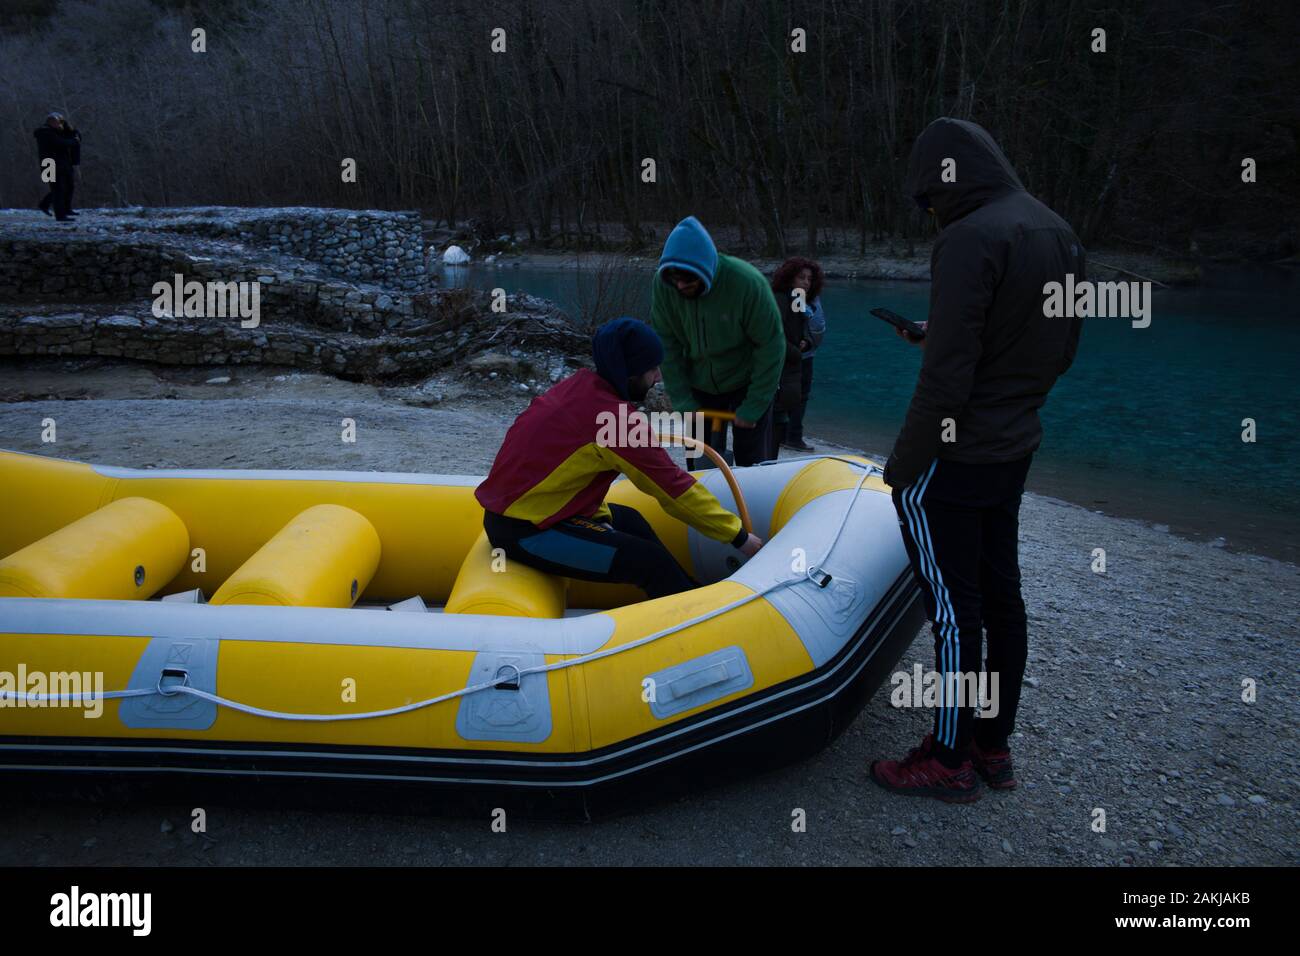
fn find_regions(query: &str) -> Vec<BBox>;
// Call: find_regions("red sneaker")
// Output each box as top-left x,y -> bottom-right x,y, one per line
970,740 -> 1018,790
870,734 -> 981,804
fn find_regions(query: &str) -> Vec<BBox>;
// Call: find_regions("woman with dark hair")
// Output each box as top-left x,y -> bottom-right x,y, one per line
770,257 -> 826,452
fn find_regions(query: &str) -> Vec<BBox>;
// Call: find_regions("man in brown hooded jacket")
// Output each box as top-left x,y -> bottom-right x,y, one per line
871,117 -> 1085,803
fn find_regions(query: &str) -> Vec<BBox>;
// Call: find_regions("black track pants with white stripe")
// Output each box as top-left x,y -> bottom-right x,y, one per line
891,456 -> 1032,759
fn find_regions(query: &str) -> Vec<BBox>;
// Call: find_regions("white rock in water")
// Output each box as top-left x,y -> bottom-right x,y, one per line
206,376 -> 231,384
442,244 -> 471,265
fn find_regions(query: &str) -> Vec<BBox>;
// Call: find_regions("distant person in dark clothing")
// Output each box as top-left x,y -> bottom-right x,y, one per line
35,111 -> 80,222
770,257 -> 826,452
870,117 -> 1085,804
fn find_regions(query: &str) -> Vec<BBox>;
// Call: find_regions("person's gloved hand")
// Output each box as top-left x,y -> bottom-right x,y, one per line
738,533 -> 763,557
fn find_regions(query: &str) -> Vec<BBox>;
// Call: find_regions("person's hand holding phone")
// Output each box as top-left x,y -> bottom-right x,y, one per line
895,322 -> 928,347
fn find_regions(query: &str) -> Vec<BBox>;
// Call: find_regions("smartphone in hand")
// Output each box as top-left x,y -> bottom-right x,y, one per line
870,308 -> 927,340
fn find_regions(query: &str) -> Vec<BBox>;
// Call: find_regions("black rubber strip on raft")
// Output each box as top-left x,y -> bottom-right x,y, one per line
0,573 -> 925,819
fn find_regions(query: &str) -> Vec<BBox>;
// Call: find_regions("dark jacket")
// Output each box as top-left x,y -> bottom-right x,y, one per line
884,117 -> 1085,489
775,293 -> 806,411
34,125 -> 79,165
802,296 -> 825,356
778,294 -> 806,367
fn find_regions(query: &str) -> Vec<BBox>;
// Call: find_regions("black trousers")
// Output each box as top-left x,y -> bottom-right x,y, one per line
688,386 -> 773,470
785,357 -> 814,445
39,163 -> 74,219
483,503 -> 696,600
891,455 -> 1032,760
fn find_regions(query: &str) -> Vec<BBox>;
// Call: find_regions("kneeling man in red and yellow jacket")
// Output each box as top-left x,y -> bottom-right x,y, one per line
476,317 -> 763,599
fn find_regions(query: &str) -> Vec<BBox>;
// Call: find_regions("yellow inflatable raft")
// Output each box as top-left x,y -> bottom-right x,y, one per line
0,448 -> 923,813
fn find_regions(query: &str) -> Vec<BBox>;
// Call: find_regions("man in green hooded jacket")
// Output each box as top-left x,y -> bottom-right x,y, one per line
650,216 -> 785,468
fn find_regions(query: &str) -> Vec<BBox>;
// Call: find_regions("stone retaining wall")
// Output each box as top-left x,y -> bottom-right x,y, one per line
0,308 -> 457,379
0,236 -> 430,334
0,237 -> 189,301
0,206 -> 426,299
150,208 -> 427,290
0,290 -> 579,382
0,208 -> 583,381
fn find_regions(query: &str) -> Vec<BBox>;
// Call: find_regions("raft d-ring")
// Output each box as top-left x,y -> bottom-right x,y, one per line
156,667 -> 191,697
493,663 -> 522,691
806,565 -> 834,589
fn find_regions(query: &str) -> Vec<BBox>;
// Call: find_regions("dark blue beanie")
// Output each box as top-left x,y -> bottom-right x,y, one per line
592,317 -> 664,399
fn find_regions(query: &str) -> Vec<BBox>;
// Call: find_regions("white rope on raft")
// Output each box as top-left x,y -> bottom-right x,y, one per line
8,462 -> 881,722
0,689 -> 154,703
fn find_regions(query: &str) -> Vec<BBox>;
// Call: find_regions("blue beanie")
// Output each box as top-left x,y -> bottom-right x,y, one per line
592,317 -> 664,400
657,216 -> 718,294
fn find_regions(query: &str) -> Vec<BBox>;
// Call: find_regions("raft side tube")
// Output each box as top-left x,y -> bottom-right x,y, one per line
0,450 -> 117,558
770,455 -> 879,535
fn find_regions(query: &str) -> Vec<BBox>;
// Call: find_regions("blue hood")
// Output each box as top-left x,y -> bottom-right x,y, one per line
592,317 -> 664,400
657,216 -> 718,294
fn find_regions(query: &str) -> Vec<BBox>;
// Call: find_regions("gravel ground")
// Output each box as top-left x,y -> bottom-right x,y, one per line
1,362 -> 1295,866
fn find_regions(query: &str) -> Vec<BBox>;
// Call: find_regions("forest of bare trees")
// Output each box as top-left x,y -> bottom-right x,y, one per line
1,0 -> 1295,257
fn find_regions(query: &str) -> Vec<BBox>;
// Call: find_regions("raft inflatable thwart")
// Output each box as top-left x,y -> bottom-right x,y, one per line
0,448 -> 924,814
